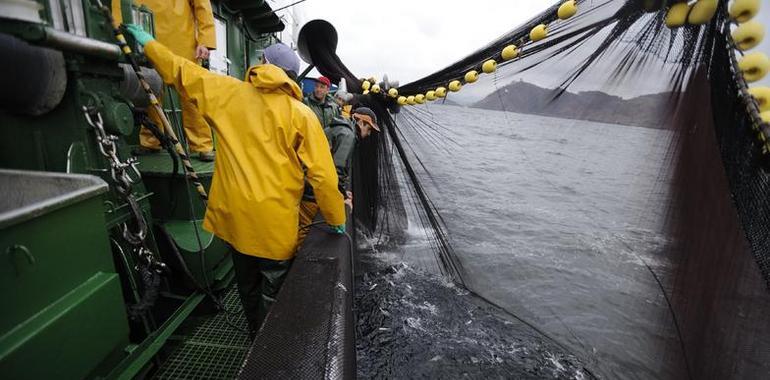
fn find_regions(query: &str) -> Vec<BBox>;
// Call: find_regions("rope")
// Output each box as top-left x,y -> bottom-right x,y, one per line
96,1 -> 208,203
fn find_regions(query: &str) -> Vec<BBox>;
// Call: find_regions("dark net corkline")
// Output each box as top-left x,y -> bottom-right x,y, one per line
715,28 -> 770,288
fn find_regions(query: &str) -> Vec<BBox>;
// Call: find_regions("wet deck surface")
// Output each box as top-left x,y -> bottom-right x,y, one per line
153,222 -> 354,380
153,288 -> 250,380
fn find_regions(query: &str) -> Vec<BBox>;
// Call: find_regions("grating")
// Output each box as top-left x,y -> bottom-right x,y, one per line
153,288 -> 251,380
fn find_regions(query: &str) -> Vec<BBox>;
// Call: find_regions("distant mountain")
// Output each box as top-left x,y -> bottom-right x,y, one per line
472,81 -> 675,129
435,97 -> 464,107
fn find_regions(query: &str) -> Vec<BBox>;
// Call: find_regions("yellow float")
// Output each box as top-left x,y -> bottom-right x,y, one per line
426,90 -> 437,101
482,59 -> 498,74
464,70 -> 479,83
688,0 -> 718,25
665,2 -> 690,28
732,21 -> 765,51
730,0 -> 761,23
448,80 -> 462,92
361,80 -> 371,91
748,87 -> 770,112
388,88 -> 399,98
558,1 -> 578,20
501,44 -> 519,61
397,96 -> 407,105
530,24 -> 548,42
415,94 -> 426,104
371,84 -> 381,94
761,111 -> 770,123
435,87 -> 447,98
406,95 -> 416,105
739,52 -> 770,82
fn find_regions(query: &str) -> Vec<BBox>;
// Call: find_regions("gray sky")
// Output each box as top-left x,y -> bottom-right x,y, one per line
282,0 -> 557,84
274,0 -> 769,89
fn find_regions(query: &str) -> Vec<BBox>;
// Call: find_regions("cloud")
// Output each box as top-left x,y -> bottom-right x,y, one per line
276,0 -> 556,83
275,0 -> 769,90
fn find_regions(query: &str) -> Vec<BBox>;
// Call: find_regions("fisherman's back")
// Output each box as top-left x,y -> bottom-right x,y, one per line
200,66 -> 334,261
143,40 -> 343,261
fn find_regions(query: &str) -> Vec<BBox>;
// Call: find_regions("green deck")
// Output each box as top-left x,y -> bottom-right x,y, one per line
136,151 -> 215,177
136,150 -> 214,220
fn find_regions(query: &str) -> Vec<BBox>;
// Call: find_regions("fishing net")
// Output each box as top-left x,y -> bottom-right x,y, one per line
311,0 -> 770,378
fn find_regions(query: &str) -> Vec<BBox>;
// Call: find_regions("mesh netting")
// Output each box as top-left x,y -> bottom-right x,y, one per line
238,223 -> 355,379
309,0 -> 770,378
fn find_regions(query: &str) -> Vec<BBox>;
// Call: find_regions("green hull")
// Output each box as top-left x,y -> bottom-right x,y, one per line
0,1 -> 283,378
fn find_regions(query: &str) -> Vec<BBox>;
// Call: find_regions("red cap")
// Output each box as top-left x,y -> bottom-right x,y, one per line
316,76 -> 331,87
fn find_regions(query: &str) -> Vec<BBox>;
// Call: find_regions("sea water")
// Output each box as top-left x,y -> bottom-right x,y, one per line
356,104 -> 681,379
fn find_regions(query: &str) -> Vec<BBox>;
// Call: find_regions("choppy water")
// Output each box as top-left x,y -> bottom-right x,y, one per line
357,104 -> 685,379
355,263 -> 590,379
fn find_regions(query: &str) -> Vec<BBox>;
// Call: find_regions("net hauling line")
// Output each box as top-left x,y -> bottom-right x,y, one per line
96,0 -> 209,203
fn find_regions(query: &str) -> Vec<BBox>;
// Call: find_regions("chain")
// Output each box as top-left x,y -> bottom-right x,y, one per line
83,107 -> 142,193
83,106 -> 167,274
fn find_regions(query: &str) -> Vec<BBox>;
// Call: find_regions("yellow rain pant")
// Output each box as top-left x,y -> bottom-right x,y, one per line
139,93 -> 213,153
297,201 -> 321,246
133,0 -> 217,153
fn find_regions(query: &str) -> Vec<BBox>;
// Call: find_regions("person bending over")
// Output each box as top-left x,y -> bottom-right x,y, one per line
125,25 -> 346,335
298,107 -> 380,244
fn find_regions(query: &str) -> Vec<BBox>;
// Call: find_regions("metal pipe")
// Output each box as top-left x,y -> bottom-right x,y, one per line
43,27 -> 121,59
297,64 -> 315,82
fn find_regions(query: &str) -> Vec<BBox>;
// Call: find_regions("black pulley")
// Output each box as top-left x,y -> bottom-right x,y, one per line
297,20 -> 361,92
297,19 -> 338,65
0,33 -> 67,116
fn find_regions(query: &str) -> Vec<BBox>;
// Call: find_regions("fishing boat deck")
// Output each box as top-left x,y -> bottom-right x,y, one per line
136,151 -> 216,177
153,288 -> 250,380
148,213 -> 356,379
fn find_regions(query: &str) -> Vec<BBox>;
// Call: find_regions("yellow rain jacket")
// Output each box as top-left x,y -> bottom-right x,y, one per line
144,40 -> 346,260
134,0 -> 216,60
123,0 -> 217,152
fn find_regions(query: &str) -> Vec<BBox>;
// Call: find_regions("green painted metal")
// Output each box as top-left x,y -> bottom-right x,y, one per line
0,170 -> 129,379
136,153 -> 212,220
246,34 -> 278,68
226,15 -> 246,80
102,100 -> 135,136
163,220 -> 214,253
0,0 -> 284,377
109,292 -> 206,380
1,273 -> 129,380
161,219 -> 231,289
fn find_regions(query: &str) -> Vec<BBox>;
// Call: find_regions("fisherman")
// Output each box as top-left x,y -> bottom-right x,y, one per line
334,90 -> 355,119
131,0 -> 217,161
124,25 -> 347,335
304,76 -> 340,129
298,107 -> 380,243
